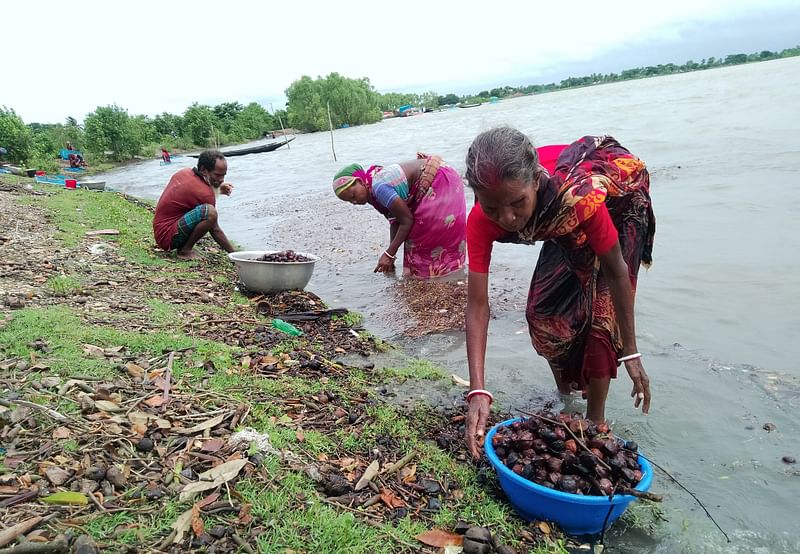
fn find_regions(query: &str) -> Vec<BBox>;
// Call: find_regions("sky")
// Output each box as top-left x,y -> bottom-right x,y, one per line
2,0 -> 799,123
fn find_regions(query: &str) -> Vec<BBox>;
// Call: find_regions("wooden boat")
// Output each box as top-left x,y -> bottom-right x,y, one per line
3,165 -> 37,177
458,102 -> 482,108
188,137 -> 295,159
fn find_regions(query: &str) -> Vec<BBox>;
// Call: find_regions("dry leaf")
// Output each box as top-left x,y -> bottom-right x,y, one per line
538,521 -> 552,535
354,460 -> 380,491
195,492 -> 220,510
379,487 -> 405,509
415,528 -> 464,548
155,418 -> 171,429
125,363 -> 145,379
190,505 -> 205,537
82,344 -> 105,358
173,414 -> 225,435
171,508 -> 193,544
143,396 -> 165,408
295,430 -> 305,442
131,423 -> 148,436
400,464 -> 417,483
200,438 -> 224,453
179,459 -> 248,501
451,489 -> 464,501
52,427 -> 71,439
238,503 -> 253,525
94,400 -> 122,412
451,374 -> 471,387
128,411 -> 151,426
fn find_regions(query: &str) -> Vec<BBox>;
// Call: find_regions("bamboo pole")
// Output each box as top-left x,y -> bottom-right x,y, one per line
327,101 -> 337,162
271,103 -> 290,150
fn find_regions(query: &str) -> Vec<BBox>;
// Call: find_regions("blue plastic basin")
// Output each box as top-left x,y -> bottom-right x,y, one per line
485,417 -> 653,537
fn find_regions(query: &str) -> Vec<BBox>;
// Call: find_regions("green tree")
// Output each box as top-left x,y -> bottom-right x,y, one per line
0,107 -> 35,164
437,93 -> 460,106
182,103 -> 216,146
84,105 -> 144,160
228,102 -> 275,141
153,112 -> 182,138
285,76 -> 327,132
213,101 -> 244,134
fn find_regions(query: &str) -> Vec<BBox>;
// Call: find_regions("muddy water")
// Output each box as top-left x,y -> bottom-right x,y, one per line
105,57 -> 800,551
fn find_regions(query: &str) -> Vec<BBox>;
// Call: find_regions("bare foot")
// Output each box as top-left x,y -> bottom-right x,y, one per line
176,249 -> 202,260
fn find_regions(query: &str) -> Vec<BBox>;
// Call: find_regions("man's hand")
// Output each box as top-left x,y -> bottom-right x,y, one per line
219,183 -> 234,196
465,394 -> 491,459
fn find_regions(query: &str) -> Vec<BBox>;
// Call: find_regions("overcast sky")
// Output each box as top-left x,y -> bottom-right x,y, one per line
3,0 -> 798,123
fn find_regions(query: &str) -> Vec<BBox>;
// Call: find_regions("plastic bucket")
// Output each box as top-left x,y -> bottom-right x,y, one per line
65,179 -> 77,189
485,417 -> 653,537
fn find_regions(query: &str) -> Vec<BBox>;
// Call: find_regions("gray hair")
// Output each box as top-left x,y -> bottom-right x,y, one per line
465,127 -> 540,191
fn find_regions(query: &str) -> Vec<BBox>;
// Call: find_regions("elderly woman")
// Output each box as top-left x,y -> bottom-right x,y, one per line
463,127 -> 655,458
333,154 -> 467,278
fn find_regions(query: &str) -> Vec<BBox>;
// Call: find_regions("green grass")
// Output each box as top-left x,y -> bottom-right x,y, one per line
379,358 -> 447,381
40,189 -> 165,266
46,274 -> 82,296
332,310 -> 363,327
0,307 -> 235,380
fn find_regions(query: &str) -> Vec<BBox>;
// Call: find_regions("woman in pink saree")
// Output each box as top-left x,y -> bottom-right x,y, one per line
333,153 -> 467,279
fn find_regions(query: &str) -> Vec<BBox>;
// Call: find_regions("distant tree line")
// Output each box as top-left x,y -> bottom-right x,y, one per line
0,45 -> 797,169
0,101 -> 286,170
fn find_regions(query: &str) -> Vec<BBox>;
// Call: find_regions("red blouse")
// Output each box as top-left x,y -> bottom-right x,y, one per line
467,145 -> 618,273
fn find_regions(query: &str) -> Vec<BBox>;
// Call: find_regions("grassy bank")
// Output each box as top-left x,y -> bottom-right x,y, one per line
0,179 -> 576,553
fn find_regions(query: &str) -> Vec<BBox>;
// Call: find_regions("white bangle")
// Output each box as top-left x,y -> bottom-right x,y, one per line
617,353 -> 642,363
383,250 -> 396,260
466,389 -> 494,403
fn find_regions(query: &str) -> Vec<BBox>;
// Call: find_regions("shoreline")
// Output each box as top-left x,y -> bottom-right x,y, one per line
0,178 -> 605,552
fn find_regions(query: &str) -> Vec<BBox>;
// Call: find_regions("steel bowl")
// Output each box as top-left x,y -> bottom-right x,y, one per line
228,250 -> 318,294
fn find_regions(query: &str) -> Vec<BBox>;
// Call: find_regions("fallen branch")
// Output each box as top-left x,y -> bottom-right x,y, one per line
0,399 -> 70,423
162,351 -> 174,410
0,537 -> 68,554
383,451 -> 415,476
230,533 -> 254,554
0,516 -> 42,548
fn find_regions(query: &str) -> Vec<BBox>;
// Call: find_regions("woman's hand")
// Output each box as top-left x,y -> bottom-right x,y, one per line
219,182 -> 234,196
624,357 -> 651,413
465,394 -> 491,459
374,253 -> 396,273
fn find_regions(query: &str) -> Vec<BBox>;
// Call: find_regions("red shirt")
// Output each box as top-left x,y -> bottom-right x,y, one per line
153,168 -> 216,250
467,145 -> 618,273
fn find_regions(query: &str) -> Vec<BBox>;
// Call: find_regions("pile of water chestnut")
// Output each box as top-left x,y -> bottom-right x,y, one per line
491,412 -> 643,496
257,250 -> 310,262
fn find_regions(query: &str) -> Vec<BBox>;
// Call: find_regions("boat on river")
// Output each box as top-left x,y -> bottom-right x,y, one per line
458,102 -> 482,108
188,137 -> 295,159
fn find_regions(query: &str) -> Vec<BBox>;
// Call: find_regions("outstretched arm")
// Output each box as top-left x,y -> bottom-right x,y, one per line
465,271 -> 492,458
599,242 -> 651,413
210,225 -> 235,253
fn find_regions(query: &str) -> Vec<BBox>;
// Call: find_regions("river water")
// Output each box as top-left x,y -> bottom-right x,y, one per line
105,58 -> 800,552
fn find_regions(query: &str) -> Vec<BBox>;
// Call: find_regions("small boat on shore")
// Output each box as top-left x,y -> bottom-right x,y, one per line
1,165 -> 37,177
188,137 -> 295,159
458,102 -> 482,109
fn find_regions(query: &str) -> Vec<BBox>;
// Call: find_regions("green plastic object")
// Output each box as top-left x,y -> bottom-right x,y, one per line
272,318 -> 303,336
